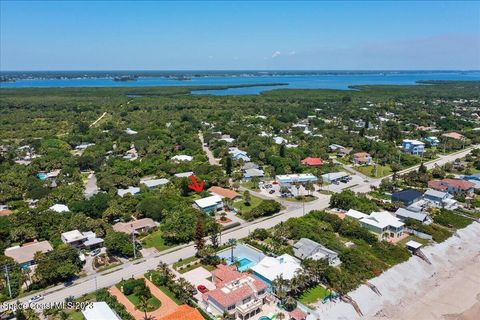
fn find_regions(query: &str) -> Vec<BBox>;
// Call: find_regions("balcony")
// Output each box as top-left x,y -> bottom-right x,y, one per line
236,299 -> 263,315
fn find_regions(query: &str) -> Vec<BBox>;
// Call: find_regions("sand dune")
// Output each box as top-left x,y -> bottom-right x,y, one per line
314,221 -> 480,320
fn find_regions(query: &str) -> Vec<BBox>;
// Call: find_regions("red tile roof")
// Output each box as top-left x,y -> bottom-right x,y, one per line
301,157 -> 323,166
208,186 -> 240,200
205,265 -> 268,308
160,305 -> 204,320
428,179 -> 475,191
0,209 -> 12,217
353,152 -> 371,163
442,132 -> 465,140
289,308 -> 307,320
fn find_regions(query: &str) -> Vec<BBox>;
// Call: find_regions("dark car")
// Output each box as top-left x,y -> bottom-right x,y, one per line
269,190 -> 275,194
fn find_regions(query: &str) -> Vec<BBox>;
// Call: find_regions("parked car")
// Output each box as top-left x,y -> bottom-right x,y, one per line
269,190 -> 275,194
28,295 -> 44,303
91,248 -> 101,256
197,284 -> 208,293
63,280 -> 74,287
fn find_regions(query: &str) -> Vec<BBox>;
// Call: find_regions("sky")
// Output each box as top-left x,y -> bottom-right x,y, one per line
1,1 -> 479,70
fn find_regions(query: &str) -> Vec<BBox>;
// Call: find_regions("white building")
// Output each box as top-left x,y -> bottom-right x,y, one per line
49,204 -> 70,213
251,254 -> 302,285
194,195 -> 223,214
82,302 -> 121,320
141,178 -> 169,188
117,186 -> 140,197
171,155 -> 193,162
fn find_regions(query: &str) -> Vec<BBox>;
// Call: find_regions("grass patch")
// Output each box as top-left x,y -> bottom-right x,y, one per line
157,285 -> 181,305
397,235 -> 430,248
178,261 -> 216,274
355,164 -> 392,178
233,195 -> 263,214
368,191 -> 391,200
283,195 -> 317,202
97,262 -> 121,273
67,311 -> 84,320
240,181 -> 260,191
173,256 -> 198,269
127,294 -> 161,312
433,210 -> 473,229
141,230 -> 173,252
298,285 -> 330,305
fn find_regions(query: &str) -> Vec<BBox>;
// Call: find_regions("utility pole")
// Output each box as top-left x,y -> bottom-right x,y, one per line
4,265 -> 12,298
132,232 -> 137,259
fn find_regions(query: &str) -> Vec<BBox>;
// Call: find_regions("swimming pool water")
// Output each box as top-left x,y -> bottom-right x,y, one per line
37,172 -> 47,180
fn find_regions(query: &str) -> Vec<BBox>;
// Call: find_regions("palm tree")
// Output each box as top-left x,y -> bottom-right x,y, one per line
156,261 -> 174,285
272,275 -> 288,303
137,295 -> 152,320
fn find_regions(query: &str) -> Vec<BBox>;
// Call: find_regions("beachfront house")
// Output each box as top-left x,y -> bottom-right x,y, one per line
391,189 -> 423,206
203,264 -> 268,320
82,302 -> 121,320
293,238 -> 341,266
346,210 -> 404,241
194,195 -> 223,214
251,254 -> 302,286
428,178 -> 475,196
5,240 -> 53,268
402,139 -> 425,155
422,189 -> 458,210
394,208 -> 432,225
276,173 -> 318,186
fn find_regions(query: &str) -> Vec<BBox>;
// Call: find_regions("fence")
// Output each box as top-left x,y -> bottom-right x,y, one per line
405,228 -> 433,240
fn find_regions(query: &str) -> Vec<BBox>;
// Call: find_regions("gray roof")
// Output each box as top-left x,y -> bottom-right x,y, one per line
293,238 -> 337,260
242,162 -> 260,170
395,208 -> 428,222
244,168 -> 264,177
424,188 -> 448,199
141,178 -> 169,188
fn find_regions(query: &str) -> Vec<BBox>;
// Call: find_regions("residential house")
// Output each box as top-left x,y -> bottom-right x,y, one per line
251,254 -> 302,286
49,204 -> 70,213
347,211 -> 404,241
301,157 -> 323,167
329,144 -> 351,156
461,174 -> 480,190
174,171 -> 194,178
243,168 -> 264,181
113,218 -> 157,235
293,238 -> 341,266
428,178 -> 475,195
5,240 -> 53,268
423,189 -> 458,210
208,186 -> 241,201
425,136 -> 440,147
228,147 -> 251,162
61,230 -> 104,249
141,178 -> 170,188
402,139 -> 425,155
171,155 -> 193,162
203,264 -> 268,320
391,189 -> 423,206
194,195 -> 223,214
117,186 -> 140,197
394,208 -> 432,225
442,132 -> 465,141
276,173 -> 318,186
241,162 -> 259,171
352,152 -> 372,165
273,136 -> 288,145
82,302 -> 121,320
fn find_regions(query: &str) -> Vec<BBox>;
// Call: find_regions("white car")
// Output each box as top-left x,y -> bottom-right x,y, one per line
28,294 -> 44,303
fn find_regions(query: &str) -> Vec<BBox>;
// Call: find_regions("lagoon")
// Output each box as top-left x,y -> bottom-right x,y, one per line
1,71 -> 479,95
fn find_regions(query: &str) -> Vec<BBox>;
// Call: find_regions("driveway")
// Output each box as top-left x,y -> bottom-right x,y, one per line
182,267 -> 215,301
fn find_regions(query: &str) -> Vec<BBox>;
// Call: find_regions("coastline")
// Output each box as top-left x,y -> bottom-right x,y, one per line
314,221 -> 480,320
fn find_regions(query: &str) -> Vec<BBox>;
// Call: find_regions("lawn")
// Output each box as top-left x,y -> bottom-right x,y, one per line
178,261 -> 216,274
68,311 -> 84,320
157,285 -> 182,305
298,285 -> 330,305
397,235 -> 430,247
283,195 -> 317,202
355,164 -> 392,178
173,256 -> 198,269
240,181 -> 260,191
233,195 -> 263,215
127,294 -> 161,312
141,230 -> 172,252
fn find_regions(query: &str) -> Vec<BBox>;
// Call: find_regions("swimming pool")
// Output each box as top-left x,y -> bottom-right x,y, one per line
37,172 -> 47,180
217,243 -> 266,272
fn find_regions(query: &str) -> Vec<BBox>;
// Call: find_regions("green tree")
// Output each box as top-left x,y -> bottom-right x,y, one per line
104,231 -> 134,257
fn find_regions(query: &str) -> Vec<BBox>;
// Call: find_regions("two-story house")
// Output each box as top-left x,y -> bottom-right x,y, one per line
428,178 -> 475,196
401,139 -> 425,155
203,265 -> 268,320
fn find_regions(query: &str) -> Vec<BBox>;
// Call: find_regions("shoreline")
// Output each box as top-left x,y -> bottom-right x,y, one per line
314,221 -> 480,320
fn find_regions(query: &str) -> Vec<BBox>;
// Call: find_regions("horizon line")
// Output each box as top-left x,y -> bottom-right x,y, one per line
2,69 -> 480,73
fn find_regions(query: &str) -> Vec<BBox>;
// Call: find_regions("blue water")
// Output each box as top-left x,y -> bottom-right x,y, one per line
37,172 -> 47,180
2,71 -> 479,95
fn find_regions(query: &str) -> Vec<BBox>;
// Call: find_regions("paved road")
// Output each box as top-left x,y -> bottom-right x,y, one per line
198,131 -> 219,166
6,145 -> 478,309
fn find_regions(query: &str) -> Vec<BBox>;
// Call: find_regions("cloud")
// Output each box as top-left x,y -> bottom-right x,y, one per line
287,51 -> 296,56
271,51 -> 281,58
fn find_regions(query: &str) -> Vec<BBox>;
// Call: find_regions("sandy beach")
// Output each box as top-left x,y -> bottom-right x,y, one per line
314,221 -> 480,320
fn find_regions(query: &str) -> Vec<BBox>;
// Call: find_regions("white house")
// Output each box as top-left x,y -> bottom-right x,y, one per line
194,195 -> 223,214
117,186 -> 140,197
273,137 -> 288,145
359,211 -> 405,241
49,204 -> 70,213
171,155 -> 193,162
82,302 -> 121,320
251,254 -> 302,286
422,189 -> 458,210
141,178 -> 169,188
293,238 -> 341,266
